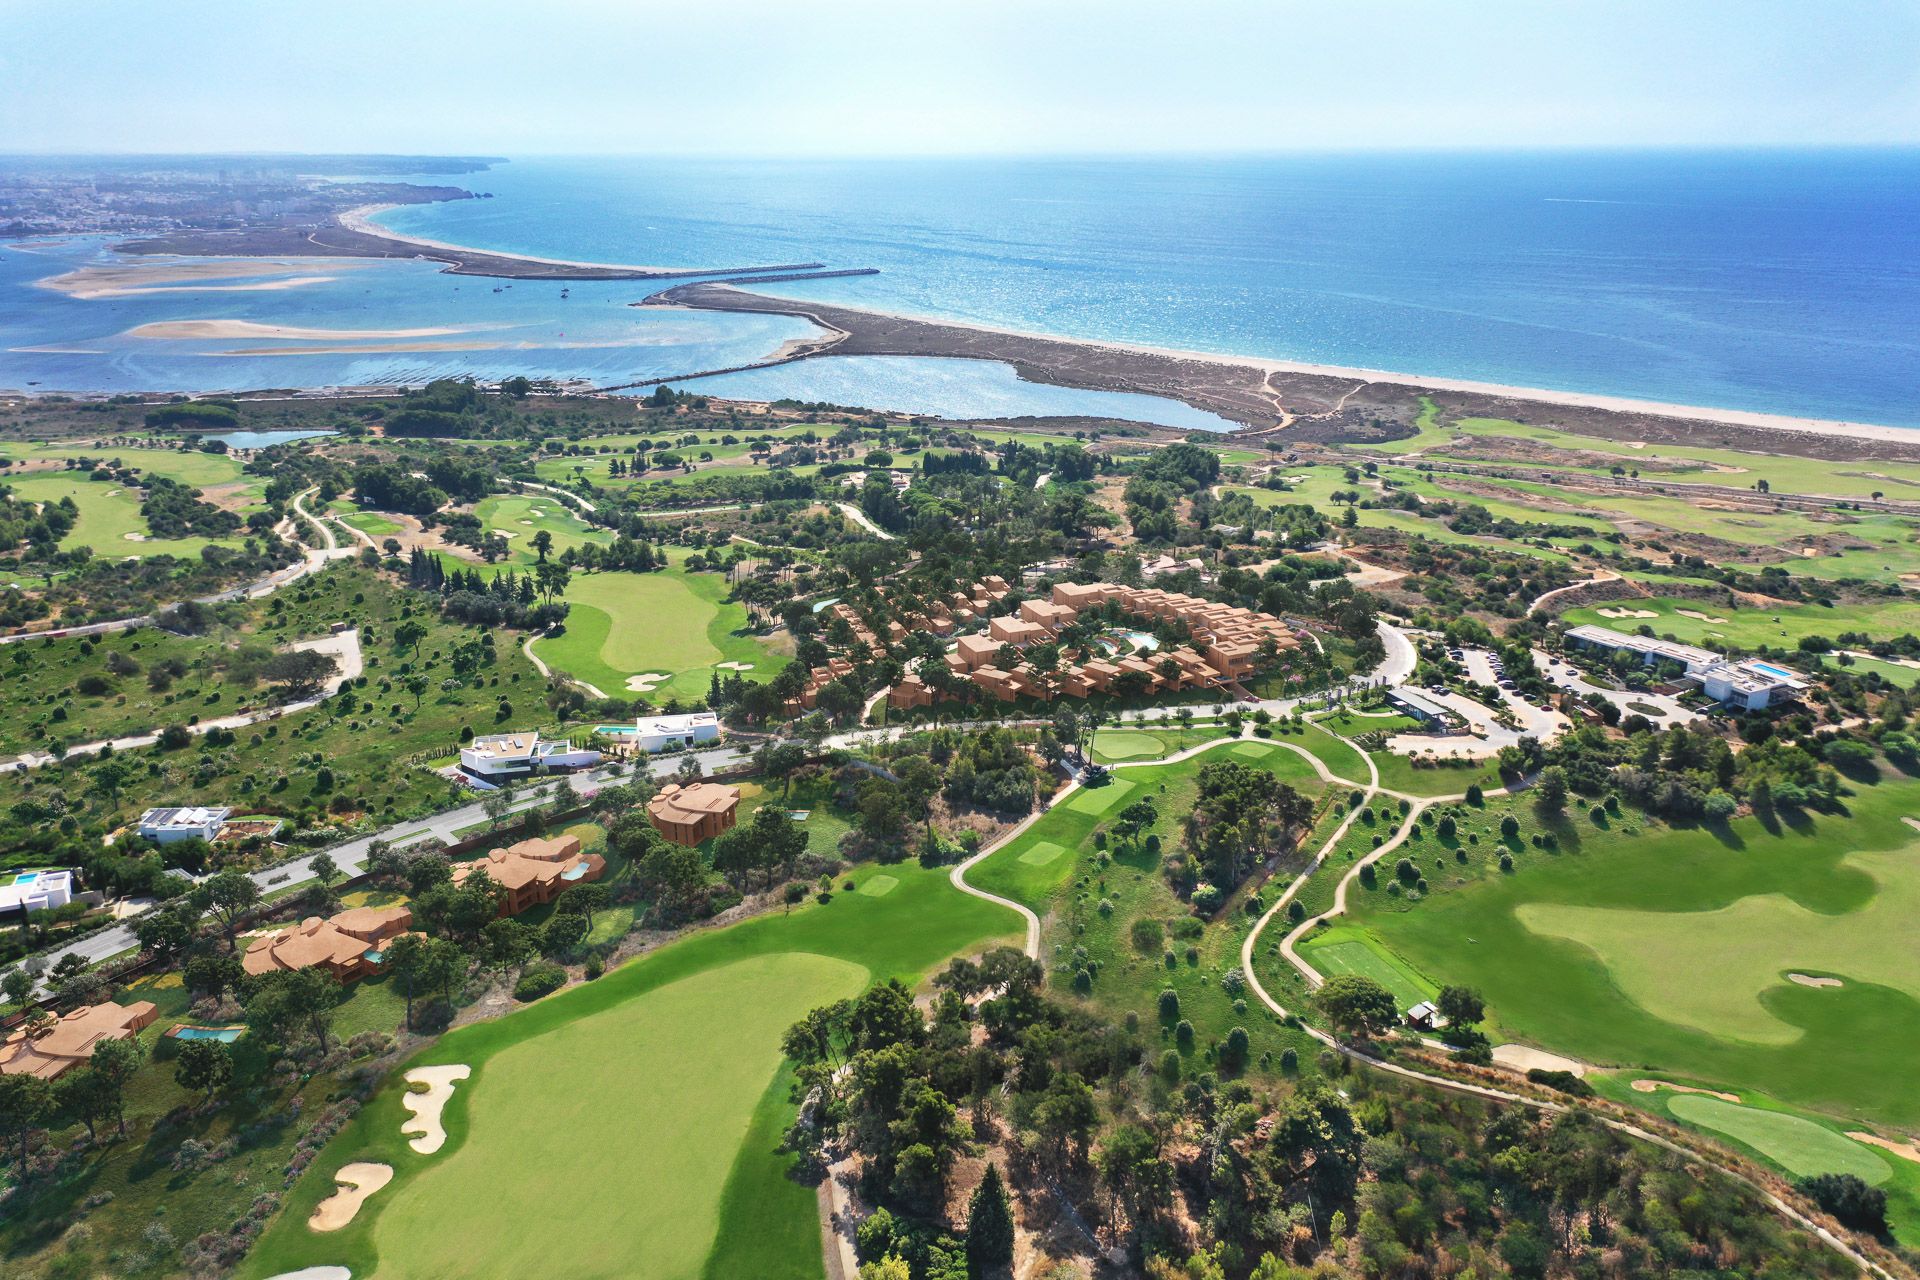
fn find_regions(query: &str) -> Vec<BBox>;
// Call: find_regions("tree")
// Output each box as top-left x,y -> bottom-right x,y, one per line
552,883 -> 607,930
201,869 -> 261,950
1533,765 -> 1569,812
261,648 -> 339,699
309,852 -> 341,892
243,967 -> 339,1052
90,1036 -> 143,1137
55,1067 -> 117,1144
1436,984 -> 1485,1028
965,1162 -> 1016,1273
530,529 -> 554,563
481,917 -> 535,974
1315,974 -> 1399,1039
637,841 -> 706,920
0,1072 -> 52,1162
417,936 -> 469,1005
1798,1172 -> 1889,1236
2,968 -> 32,1009
174,1039 -> 233,1103
540,912 -> 590,957
385,932 -> 431,1027
134,906 -> 194,961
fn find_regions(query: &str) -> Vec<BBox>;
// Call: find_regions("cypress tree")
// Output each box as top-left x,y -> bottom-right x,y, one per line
965,1162 -> 1015,1273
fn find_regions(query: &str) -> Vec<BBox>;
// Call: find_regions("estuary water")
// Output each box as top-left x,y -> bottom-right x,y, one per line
4,150 -> 1918,427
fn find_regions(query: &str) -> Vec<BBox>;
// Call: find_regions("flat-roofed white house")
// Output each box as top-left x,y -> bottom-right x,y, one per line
1699,660 -> 1806,710
628,710 -> 722,754
458,732 -> 602,781
0,869 -> 75,915
137,806 -> 231,845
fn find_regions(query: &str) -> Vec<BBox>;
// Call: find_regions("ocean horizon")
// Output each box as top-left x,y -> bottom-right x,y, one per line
5,149 -> 1919,429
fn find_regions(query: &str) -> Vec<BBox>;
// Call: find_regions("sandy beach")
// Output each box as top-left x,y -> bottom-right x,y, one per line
340,204 -> 681,273
663,283 -> 1920,450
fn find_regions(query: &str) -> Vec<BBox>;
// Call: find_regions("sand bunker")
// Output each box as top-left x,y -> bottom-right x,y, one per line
122,532 -> 146,542
1595,607 -> 1659,620
714,661 -> 756,671
400,1064 -> 470,1154
1676,609 -> 1729,623
127,319 -> 474,341
307,1162 -> 392,1231
1787,972 -> 1843,988
624,673 -> 669,692
1492,1044 -> 1590,1077
264,1269 -> 351,1280
1632,1079 -> 1740,1103
1848,1131 -> 1920,1165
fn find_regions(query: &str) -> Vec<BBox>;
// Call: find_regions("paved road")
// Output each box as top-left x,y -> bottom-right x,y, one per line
21,742 -> 753,985
836,502 -> 896,541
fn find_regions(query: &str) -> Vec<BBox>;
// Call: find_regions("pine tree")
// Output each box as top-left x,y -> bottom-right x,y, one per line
964,1162 -> 1015,1274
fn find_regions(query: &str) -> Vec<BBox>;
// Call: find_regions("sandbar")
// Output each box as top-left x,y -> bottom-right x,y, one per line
37,258 -> 367,300
341,205 -> 676,274
128,319 -> 475,341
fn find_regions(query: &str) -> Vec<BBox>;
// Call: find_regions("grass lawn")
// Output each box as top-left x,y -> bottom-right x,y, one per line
1337,767 -> 1920,1130
1090,724 -> 1232,763
1563,595 -> 1920,650
533,563 -> 781,702
1296,925 -> 1435,1010
238,862 -> 1021,1280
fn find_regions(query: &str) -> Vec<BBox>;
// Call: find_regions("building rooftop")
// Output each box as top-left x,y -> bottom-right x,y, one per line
648,782 -> 741,826
137,806 -> 231,830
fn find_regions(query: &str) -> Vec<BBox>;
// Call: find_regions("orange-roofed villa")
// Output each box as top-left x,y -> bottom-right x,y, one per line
242,904 -> 414,983
452,833 -> 606,916
647,781 -> 741,846
0,999 -> 158,1080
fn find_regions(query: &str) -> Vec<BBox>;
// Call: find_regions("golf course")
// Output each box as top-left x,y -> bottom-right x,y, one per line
239,862 -> 1021,1280
531,559 -> 783,701
1326,765 -> 1920,1130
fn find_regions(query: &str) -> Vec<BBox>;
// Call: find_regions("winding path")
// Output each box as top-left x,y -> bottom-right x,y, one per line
836,502 -> 896,541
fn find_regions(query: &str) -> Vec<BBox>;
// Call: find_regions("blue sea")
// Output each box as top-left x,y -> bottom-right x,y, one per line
4,150 -> 1917,428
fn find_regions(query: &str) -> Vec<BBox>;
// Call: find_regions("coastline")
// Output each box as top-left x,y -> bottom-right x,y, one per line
647,283 -> 1920,455
338,204 -> 680,275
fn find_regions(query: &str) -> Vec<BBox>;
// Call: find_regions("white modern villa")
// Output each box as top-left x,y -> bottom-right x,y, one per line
136,806 -> 231,845
458,732 -> 602,781
0,869 -> 75,915
626,711 -> 722,753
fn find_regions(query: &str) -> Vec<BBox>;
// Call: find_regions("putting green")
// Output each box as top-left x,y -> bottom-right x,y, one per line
1018,842 -> 1068,867
1515,845 -> 1920,1046
1066,779 -> 1134,815
1666,1096 -> 1890,1184
857,874 -> 899,897
1230,741 -> 1276,760
533,568 -> 776,702
370,953 -> 868,1280
1093,731 -> 1167,761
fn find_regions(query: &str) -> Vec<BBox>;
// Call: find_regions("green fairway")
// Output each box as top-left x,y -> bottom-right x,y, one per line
6,472 -> 239,559
1339,770 -> 1920,1129
239,863 -> 1021,1280
1564,595 -> 1920,650
533,565 -> 780,701
1665,1096 -> 1891,1184
1065,778 -> 1135,814
1017,841 -> 1068,866
372,953 -> 866,1280
473,493 -> 609,564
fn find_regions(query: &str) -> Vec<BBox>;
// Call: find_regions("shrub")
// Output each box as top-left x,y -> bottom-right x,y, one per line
1797,1172 -> 1889,1236
1158,988 -> 1180,1020
1130,918 -> 1164,952
1498,852 -> 1514,872
1524,1068 -> 1592,1097
513,962 -> 566,1001
1174,1019 -> 1194,1046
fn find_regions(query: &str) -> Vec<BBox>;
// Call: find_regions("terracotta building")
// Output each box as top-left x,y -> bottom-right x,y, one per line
242,905 -> 414,982
647,782 -> 742,846
0,999 -> 159,1080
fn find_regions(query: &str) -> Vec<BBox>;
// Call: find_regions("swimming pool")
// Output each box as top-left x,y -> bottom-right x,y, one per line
595,725 -> 636,735
167,1024 -> 246,1043
1100,629 -> 1161,655
561,861 -> 592,881
1749,662 -> 1796,679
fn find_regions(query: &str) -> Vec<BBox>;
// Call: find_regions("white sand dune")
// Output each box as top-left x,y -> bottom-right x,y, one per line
128,319 -> 476,341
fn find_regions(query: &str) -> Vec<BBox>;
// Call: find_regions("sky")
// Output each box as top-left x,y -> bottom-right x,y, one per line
3,0 -> 1918,156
